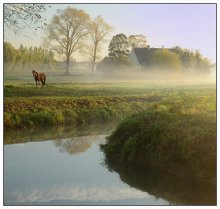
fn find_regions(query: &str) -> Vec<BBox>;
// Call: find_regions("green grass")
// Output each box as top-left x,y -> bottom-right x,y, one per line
102,109 -> 216,180
4,77 -> 216,130
4,96 -> 154,128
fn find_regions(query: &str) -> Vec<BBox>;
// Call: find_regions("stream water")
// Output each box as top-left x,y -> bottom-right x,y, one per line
4,124 -> 216,205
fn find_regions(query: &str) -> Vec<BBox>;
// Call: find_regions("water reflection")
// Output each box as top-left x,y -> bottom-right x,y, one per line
4,122 -> 117,144
4,123 -> 216,205
4,135 -> 168,205
54,135 -> 106,155
103,160 -> 216,205
5,183 -> 157,205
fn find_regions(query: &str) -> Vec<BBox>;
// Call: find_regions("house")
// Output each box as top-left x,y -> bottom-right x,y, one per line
128,45 -> 178,66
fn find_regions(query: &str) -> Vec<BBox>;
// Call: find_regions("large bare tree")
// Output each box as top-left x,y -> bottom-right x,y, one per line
88,16 -> 113,72
45,7 -> 90,75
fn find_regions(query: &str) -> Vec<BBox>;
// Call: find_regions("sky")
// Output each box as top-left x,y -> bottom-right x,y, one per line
4,3 -> 217,63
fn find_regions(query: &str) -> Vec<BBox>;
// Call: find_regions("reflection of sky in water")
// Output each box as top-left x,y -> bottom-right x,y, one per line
4,136 -> 169,205
5,184 -> 167,205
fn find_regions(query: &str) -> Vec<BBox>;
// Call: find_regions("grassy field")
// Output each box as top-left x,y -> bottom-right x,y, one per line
4,75 -> 216,130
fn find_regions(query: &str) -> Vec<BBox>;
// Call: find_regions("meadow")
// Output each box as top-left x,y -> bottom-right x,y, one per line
4,75 -> 215,130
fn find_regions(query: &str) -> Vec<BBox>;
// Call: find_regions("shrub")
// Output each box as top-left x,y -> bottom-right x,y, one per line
102,110 -> 216,179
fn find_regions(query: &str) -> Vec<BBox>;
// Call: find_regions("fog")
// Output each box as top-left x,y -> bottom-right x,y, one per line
95,66 -> 216,86
4,63 -> 216,86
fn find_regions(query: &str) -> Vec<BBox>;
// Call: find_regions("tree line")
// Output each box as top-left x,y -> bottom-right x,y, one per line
97,33 -> 212,74
4,42 -> 56,72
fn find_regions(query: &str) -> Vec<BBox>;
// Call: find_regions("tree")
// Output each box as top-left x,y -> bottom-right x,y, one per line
128,35 -> 148,49
54,137 -> 91,155
173,47 -> 212,73
4,42 -> 56,73
96,34 -> 131,71
4,4 -> 49,34
45,7 -> 90,75
108,33 -> 130,58
149,49 -> 181,72
88,16 -> 113,72
4,42 -> 17,63
194,50 -> 211,73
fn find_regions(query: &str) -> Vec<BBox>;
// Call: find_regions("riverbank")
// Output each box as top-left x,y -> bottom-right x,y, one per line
4,96 -> 155,129
101,110 -> 216,181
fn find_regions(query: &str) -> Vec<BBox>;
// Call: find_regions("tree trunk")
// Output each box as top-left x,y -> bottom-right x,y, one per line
65,54 -> 70,75
92,44 -> 97,72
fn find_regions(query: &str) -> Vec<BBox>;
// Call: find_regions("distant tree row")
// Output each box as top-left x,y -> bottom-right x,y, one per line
97,33 -> 212,74
173,46 -> 212,73
4,42 -> 56,72
145,47 -> 212,74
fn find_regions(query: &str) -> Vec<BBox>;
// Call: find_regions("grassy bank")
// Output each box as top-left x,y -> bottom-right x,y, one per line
4,80 -> 215,130
102,110 -> 216,180
4,96 -> 155,128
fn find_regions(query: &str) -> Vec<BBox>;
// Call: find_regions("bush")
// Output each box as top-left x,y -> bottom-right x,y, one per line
102,110 -> 216,179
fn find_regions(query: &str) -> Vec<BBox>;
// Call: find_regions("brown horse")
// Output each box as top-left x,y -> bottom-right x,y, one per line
32,70 -> 46,88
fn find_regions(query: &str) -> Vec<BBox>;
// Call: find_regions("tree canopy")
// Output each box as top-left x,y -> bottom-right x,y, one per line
88,15 -> 113,72
4,4 -> 49,34
45,7 -> 91,74
148,49 -> 182,72
128,35 -> 148,49
108,33 -> 130,58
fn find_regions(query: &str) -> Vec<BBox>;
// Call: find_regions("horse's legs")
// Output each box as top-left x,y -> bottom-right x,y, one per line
41,81 -> 44,88
35,80 -> 38,88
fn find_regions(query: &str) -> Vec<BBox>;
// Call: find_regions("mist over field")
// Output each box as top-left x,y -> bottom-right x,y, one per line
4,63 -> 216,87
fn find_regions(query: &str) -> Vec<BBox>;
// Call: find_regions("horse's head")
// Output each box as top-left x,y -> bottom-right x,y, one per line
32,70 -> 36,77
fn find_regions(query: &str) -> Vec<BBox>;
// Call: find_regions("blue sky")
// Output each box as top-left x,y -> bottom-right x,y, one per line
4,3 -> 216,62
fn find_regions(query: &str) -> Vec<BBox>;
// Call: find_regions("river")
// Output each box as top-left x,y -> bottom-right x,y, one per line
4,124 -> 216,205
